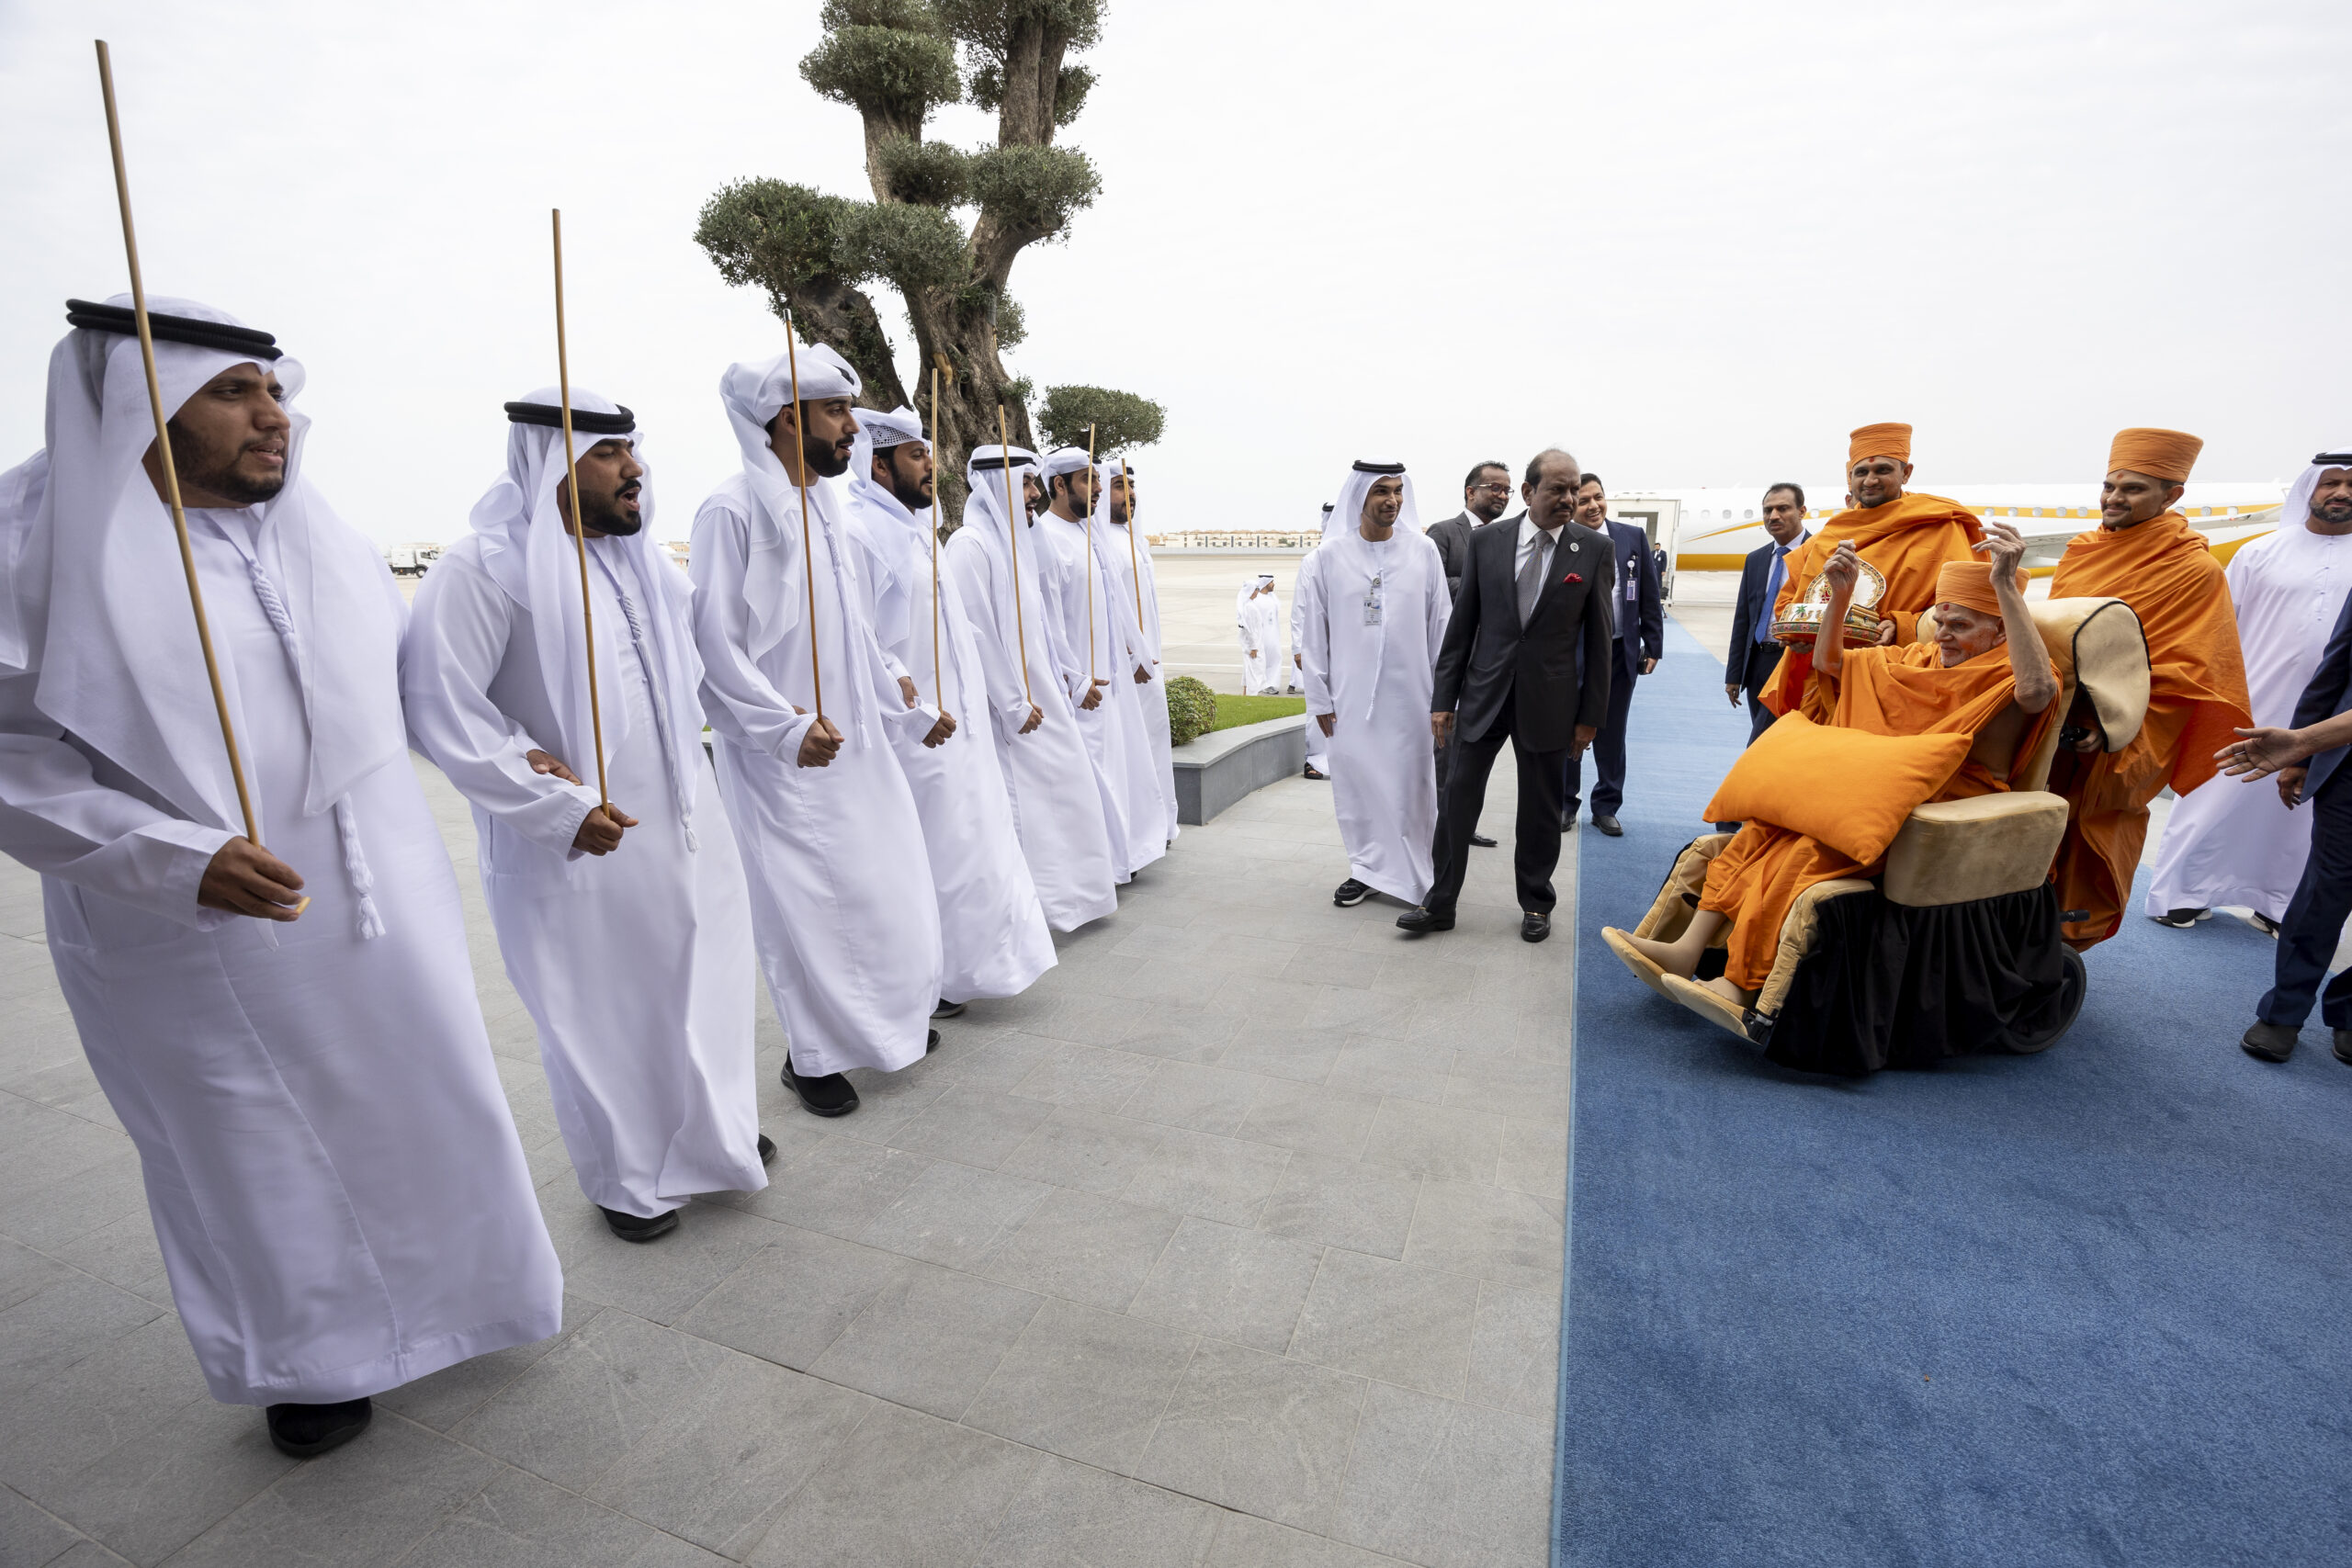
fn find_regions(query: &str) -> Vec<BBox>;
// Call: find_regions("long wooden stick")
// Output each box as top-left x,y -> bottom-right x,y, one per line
94,42 -> 264,853
1082,422 -> 1098,684
1122,457 -> 1142,628
929,365 -> 944,714
782,318 -> 824,722
998,405 -> 1032,705
549,210 -> 610,810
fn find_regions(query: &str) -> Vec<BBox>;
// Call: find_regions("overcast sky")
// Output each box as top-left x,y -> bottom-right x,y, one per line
3,0 -> 2344,543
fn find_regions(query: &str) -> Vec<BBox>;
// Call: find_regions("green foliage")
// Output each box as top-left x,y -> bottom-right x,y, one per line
850,201 -> 969,291
876,139 -> 971,206
967,143 -> 1101,238
1053,63 -> 1095,127
965,59 -> 1004,113
1038,385 -> 1164,454
695,180 -> 968,299
957,285 -> 1026,348
800,25 -> 961,121
1165,675 -> 1217,746
935,0 -> 1106,55
820,0 -> 945,32
1208,694 -> 1306,732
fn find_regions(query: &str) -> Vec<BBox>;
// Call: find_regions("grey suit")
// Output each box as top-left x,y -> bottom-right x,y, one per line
1427,511 -> 1482,600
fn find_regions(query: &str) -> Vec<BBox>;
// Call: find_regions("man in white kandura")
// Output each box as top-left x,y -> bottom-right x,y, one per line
1298,460 -> 1450,908
1238,573 -> 1283,694
405,389 -> 771,1244
842,405 -> 1054,1014
1098,462 -> 1178,844
1299,501 -> 1340,777
1036,446 -> 1166,880
944,445 -> 1120,930
689,343 -> 944,1120
0,298 -> 560,1459
2147,448 -> 2352,929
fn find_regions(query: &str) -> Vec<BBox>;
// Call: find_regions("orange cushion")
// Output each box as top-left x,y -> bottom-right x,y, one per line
1702,712 -> 1973,863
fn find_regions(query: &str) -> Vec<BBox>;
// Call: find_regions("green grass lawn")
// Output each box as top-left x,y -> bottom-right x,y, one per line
1208,694 -> 1306,732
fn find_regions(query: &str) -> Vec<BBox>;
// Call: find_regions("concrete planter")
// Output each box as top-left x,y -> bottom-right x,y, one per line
1170,715 -> 1306,826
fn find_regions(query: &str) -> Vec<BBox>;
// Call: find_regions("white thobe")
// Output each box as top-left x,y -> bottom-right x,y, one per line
1239,592 -> 1283,694
690,477 -> 943,1076
1295,549 -> 1331,776
1299,529 -> 1451,904
2146,525 -> 2352,920
0,513 -> 560,1404
845,497 -> 1056,1002
403,536 -> 763,1216
944,518 -> 1120,930
1103,521 -> 1179,842
1036,512 -> 1167,877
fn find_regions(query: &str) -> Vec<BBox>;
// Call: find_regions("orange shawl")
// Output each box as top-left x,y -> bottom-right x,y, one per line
1761,491 -> 1986,722
2044,511 -> 2251,948
1702,640 -> 2053,990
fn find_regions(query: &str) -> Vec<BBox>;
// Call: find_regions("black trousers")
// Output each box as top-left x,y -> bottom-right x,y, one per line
2257,773 -> 2352,1029
1741,642 -> 1784,745
1565,649 -> 1636,816
1428,694 -> 1566,915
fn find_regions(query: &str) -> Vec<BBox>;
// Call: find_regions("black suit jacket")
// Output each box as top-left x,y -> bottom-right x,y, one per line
1431,513 -> 1614,751
1724,536 -> 1801,688
1601,518 -> 1665,683
2291,585 -> 2352,801
1427,511 -> 1479,598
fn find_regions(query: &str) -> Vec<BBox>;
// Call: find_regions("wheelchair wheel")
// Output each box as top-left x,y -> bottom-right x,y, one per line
2004,946 -> 2086,1055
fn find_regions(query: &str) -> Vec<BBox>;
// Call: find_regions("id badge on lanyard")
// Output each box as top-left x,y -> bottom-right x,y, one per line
1363,571 -> 1383,626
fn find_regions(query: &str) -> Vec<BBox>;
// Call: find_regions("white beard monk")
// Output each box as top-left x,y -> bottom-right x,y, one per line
1297,461 -> 1450,908
842,405 -> 1055,1010
944,446 -> 1120,930
0,297 -> 560,1460
687,343 -> 944,1119
404,389 -> 770,1243
1035,446 -> 1166,879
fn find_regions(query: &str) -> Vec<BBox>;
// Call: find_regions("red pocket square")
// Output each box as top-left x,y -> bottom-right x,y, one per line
1562,572 -> 1583,584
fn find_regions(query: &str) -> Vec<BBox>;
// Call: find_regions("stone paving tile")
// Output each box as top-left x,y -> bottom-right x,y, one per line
980,1188 -> 1182,1312
1135,1338 -> 1368,1533
973,1456 -> 1223,1568
854,1161 -> 1053,1270
962,1299 -> 1198,1475
1000,1106 -> 1165,1195
398,1466 -> 726,1567
1466,1280 -> 1563,1418
1290,1249 -> 1482,1399
884,1086 -> 1055,1170
1403,1177 -> 1567,1292
745,1402 -> 1038,1568
1258,1153 -> 1423,1259
806,1263 -> 1043,1421
1331,1382 -> 1555,1568
1121,1126 -> 1292,1228
1116,1060 -> 1265,1137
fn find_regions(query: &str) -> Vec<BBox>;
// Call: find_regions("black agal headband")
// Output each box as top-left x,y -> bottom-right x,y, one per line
503,401 -> 637,436
66,299 -> 282,360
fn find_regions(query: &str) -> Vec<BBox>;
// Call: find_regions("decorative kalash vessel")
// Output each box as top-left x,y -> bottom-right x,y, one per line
1773,558 -> 1887,646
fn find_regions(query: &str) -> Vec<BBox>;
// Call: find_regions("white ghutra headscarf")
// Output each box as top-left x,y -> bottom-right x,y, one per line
1319,460 -> 1420,543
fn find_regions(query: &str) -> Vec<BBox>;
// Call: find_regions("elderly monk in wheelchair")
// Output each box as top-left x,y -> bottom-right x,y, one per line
1605,520 -> 2154,1075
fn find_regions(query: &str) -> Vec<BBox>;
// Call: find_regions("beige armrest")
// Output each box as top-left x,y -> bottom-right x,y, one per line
1881,792 -> 2068,908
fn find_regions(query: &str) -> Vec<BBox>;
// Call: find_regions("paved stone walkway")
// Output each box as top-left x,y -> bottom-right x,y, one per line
1,752 -> 1571,1567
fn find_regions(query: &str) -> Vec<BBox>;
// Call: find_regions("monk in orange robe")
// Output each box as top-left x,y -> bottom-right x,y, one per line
2045,428 -> 2252,950
1762,422 -> 1987,723
1623,535 -> 2059,1003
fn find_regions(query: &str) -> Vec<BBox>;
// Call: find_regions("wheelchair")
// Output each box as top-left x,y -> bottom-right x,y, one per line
1610,596 -> 2151,1076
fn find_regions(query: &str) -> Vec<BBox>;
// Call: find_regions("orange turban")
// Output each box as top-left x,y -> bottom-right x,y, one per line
1849,423 -> 1913,468
1934,559 -> 2024,615
2107,427 -> 2202,483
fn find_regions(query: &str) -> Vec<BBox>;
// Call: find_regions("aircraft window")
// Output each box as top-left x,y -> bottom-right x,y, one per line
2200,506 -> 2212,516
1743,509 -> 1755,520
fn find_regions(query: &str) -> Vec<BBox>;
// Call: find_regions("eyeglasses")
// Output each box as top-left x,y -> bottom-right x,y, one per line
1471,481 -> 1511,495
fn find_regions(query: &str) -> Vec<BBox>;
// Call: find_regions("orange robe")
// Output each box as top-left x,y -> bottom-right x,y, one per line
1762,492 -> 1986,722
2045,511 -> 2251,949
1700,640 -> 2054,990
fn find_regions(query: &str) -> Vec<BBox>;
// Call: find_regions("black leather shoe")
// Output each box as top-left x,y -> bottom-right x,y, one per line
601,1205 -> 680,1243
783,1058 -> 859,1116
2335,1029 -> 2352,1066
1592,815 -> 1623,837
2242,1022 -> 2299,1063
266,1398 -> 372,1459
932,998 -> 967,1019
2154,908 -> 2210,929
1470,832 -> 1498,848
757,1134 -> 777,1166
1333,878 -> 1373,907
927,1029 -> 941,1055
1395,906 -> 1454,933
1521,911 -> 1552,942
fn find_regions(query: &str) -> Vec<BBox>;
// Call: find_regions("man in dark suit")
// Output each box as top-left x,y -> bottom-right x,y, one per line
1400,449 -> 1613,942
2236,578 -> 2352,1065
1427,460 -> 1513,599
1724,483 -> 1811,743
1564,473 -> 1662,836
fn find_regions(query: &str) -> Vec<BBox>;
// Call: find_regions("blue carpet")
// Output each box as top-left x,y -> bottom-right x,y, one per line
1554,618 -> 2352,1567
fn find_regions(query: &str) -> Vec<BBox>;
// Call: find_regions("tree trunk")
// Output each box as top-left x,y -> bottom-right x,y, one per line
785,276 -> 910,412
900,294 -> 1035,529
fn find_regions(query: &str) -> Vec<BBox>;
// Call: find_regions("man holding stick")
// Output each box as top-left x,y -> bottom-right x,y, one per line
689,343 -> 943,1118
405,389 -> 772,1241
1099,463 -> 1179,846
0,298 -> 560,1456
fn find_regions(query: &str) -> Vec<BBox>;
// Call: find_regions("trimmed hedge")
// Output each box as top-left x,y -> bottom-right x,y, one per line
1166,675 -> 1217,746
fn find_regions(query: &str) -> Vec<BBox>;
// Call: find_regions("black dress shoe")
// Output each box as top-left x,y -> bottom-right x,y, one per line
932,998 -> 967,1019
2250,912 -> 2282,937
1592,814 -> 1623,838
1470,832 -> 1498,848
927,1028 -> 941,1055
2154,907 -> 2210,929
1396,906 -> 1454,932
600,1205 -> 680,1243
1521,911 -> 1552,942
2242,1021 -> 2299,1062
783,1058 -> 859,1116
1333,877 -> 1373,907
266,1397 -> 372,1459
2335,1029 -> 2352,1066
757,1134 -> 777,1166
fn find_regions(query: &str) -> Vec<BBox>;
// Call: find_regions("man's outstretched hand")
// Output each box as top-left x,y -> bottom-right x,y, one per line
198,838 -> 306,921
